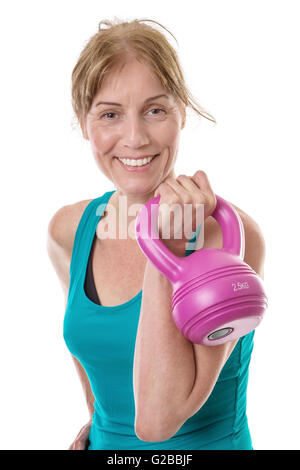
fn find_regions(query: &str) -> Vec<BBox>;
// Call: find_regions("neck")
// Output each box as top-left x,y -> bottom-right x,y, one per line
114,189 -> 155,209
105,172 -> 177,240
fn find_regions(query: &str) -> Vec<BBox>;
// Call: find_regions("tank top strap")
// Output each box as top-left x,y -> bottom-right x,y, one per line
69,189 -> 202,280
184,224 -> 202,256
69,190 -> 116,278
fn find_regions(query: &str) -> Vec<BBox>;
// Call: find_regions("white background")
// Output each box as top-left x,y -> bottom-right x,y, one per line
1,0 -> 299,450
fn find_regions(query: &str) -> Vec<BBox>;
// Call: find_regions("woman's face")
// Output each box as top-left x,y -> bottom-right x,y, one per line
81,58 -> 186,197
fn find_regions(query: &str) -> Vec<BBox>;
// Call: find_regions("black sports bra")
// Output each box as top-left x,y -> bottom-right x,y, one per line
84,234 -> 101,305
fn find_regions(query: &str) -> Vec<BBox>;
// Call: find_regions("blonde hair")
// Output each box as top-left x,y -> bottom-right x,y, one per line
71,18 -> 216,126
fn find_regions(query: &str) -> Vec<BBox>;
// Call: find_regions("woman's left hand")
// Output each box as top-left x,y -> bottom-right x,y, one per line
153,170 -> 217,256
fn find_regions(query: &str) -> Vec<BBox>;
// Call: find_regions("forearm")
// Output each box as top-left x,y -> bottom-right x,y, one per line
133,254 -> 196,440
71,355 -> 95,419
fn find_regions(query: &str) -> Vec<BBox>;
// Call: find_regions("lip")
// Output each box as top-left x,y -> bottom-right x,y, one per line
114,154 -> 159,172
115,154 -> 158,160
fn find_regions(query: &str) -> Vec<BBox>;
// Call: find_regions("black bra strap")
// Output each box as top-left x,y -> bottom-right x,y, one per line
84,234 -> 101,305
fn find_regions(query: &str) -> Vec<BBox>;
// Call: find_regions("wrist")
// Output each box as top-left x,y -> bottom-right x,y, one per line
144,258 -> 173,284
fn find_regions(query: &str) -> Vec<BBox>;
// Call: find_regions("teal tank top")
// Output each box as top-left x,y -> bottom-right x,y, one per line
63,190 -> 254,450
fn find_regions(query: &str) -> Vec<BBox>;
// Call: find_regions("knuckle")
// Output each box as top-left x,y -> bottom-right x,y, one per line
168,195 -> 179,206
195,192 -> 205,203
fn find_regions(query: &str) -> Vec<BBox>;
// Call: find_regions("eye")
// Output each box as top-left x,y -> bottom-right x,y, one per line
99,108 -> 166,121
148,108 -> 166,116
101,112 -> 117,120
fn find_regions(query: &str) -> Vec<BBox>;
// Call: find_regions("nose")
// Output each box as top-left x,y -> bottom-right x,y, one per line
121,113 -> 150,149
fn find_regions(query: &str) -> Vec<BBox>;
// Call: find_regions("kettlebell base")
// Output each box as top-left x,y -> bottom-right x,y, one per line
202,316 -> 261,346
179,299 -> 265,346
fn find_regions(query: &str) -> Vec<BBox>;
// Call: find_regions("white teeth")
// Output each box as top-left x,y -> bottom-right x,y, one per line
117,155 -> 155,166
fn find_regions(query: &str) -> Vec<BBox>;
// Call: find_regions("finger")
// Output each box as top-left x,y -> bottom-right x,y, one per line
176,175 -> 205,199
154,180 -> 178,202
192,170 -> 216,211
191,170 -> 214,195
71,439 -> 84,450
76,440 -> 85,450
163,177 -> 193,203
176,174 -> 206,229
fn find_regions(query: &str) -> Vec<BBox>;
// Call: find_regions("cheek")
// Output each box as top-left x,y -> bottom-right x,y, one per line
159,125 -> 180,150
89,127 -> 116,155
160,118 -> 180,140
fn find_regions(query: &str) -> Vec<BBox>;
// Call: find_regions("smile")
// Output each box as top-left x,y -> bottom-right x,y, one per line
117,155 -> 158,167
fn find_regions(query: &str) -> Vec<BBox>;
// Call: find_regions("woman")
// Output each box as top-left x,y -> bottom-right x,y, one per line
47,18 -> 265,450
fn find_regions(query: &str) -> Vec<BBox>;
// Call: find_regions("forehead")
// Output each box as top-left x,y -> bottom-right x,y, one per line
95,58 -> 170,100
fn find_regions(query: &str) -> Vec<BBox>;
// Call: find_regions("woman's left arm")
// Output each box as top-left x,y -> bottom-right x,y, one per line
177,210 -> 266,424
133,173 -> 266,442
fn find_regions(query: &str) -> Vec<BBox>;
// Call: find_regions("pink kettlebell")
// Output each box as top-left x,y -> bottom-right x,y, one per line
135,195 -> 268,345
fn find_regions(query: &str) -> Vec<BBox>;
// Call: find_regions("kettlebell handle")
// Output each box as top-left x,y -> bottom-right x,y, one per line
135,194 -> 245,283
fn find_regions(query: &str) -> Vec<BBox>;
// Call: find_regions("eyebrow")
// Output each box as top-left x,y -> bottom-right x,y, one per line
95,94 -> 169,107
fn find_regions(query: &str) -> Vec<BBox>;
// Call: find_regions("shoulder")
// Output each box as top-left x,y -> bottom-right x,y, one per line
47,198 -> 93,258
46,198 -> 93,297
230,201 -> 266,279
205,200 -> 266,279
